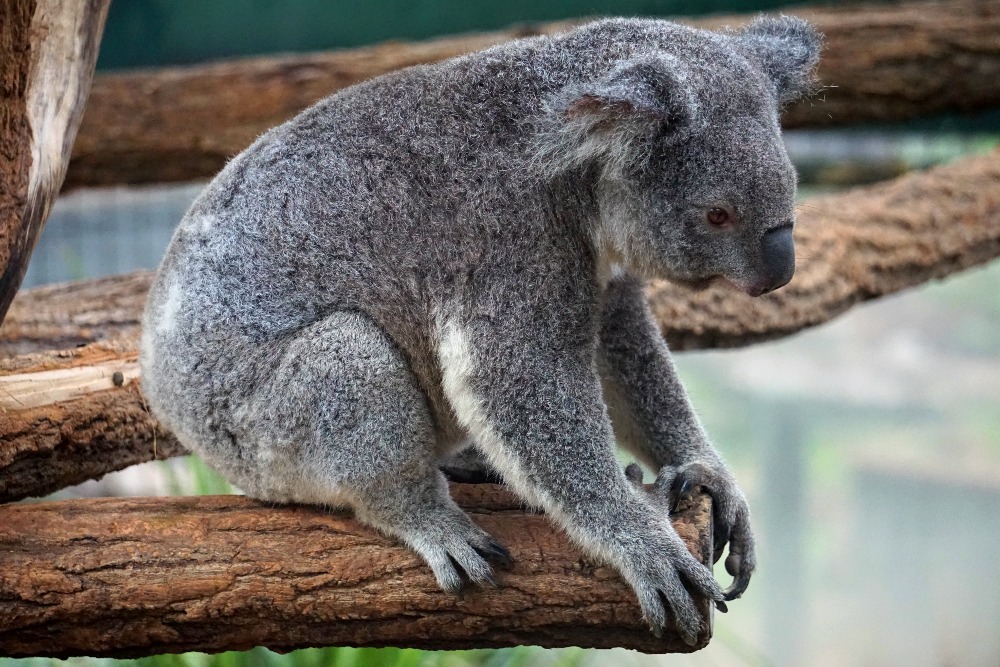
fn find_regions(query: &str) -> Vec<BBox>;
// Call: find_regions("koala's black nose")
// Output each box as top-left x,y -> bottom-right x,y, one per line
758,226 -> 795,295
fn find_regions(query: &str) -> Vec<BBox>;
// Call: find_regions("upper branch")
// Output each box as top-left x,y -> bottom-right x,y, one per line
65,0 -> 1000,189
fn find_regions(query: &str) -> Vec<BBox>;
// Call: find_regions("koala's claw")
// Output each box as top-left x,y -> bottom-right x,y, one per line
414,522 -> 511,593
623,460 -> 747,628
435,551 -> 493,593
624,462 -> 731,621
623,521 -> 725,646
666,473 -> 698,512
476,538 -> 514,568
653,460 -> 757,602
629,460 -> 756,605
632,559 -> 718,645
446,552 -> 497,590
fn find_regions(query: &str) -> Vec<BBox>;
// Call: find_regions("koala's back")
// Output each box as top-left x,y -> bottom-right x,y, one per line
148,20 -> 736,323
152,50 -> 539,337
140,18 -> 749,450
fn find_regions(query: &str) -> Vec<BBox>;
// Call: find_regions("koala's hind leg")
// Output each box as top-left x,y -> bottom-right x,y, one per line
250,311 -> 509,592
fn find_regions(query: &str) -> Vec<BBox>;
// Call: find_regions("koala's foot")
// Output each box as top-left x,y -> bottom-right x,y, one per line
354,474 -> 512,593
631,460 -> 756,603
239,311 -> 511,595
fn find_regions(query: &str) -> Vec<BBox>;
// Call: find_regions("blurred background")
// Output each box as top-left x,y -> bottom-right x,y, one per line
5,1 -> 1000,666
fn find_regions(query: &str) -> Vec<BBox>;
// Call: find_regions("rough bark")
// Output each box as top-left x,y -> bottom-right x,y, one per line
1,148 -> 998,503
0,341 -> 186,503
0,486 -> 714,657
704,0 -> 1000,127
0,0 -> 35,317
0,0 -> 110,324
63,0 -> 1000,190
0,271 -> 149,357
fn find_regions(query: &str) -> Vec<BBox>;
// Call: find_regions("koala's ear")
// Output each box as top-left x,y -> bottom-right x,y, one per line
563,54 -> 698,140
541,53 -> 700,174
738,16 -> 822,104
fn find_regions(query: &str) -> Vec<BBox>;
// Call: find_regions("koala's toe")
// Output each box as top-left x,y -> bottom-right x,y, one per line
676,555 -> 724,603
474,538 -> 514,568
446,545 -> 496,588
637,582 -> 705,645
635,585 -> 668,636
424,552 -> 467,593
658,587 -> 703,647
723,551 -> 753,601
403,511 -> 505,592
625,462 -> 645,486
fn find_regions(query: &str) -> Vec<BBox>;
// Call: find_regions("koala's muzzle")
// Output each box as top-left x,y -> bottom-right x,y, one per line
752,226 -> 795,296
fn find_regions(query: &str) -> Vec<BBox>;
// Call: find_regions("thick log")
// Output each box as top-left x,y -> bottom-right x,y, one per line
0,0 -> 110,324
0,485 -> 714,657
64,0 -> 1000,190
2,148 -> 999,503
0,341 -> 186,503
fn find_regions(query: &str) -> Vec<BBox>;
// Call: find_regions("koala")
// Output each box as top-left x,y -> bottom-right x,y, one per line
141,15 -> 820,644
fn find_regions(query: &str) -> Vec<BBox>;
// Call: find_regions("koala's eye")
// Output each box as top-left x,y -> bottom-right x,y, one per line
705,207 -> 734,229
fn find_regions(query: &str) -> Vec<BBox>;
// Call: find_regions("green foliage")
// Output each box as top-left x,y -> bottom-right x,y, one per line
0,647 -> 580,667
158,456 -> 234,497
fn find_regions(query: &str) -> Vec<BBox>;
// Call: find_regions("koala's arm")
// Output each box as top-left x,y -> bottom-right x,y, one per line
599,273 -> 755,599
598,273 -> 714,468
439,310 -> 723,642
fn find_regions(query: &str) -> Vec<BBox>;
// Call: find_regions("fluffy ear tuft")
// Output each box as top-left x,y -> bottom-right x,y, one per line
738,16 -> 822,104
562,54 -> 698,137
539,54 -> 700,175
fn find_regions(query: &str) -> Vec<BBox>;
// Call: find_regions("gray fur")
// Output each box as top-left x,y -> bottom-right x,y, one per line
141,15 -> 820,643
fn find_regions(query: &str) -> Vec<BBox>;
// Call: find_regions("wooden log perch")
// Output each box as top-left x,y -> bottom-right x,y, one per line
0,485 -> 714,657
0,0 -> 110,324
2,147 -> 999,503
64,0 -> 1000,190
0,271 -> 151,358
0,342 -> 186,503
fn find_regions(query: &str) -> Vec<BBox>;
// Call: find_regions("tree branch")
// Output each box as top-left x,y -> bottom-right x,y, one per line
0,0 -> 110,324
64,0 -> 1000,190
0,341 -> 185,503
2,148 -> 999,503
0,485 -> 714,657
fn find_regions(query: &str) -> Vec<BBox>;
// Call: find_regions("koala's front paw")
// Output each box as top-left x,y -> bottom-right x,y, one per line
649,460 -> 756,603
619,522 -> 724,645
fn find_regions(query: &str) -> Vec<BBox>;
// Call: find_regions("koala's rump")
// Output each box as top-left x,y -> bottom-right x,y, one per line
142,128 -> 525,453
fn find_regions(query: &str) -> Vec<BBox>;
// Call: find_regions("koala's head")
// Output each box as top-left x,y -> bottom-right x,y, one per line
546,16 -> 821,296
